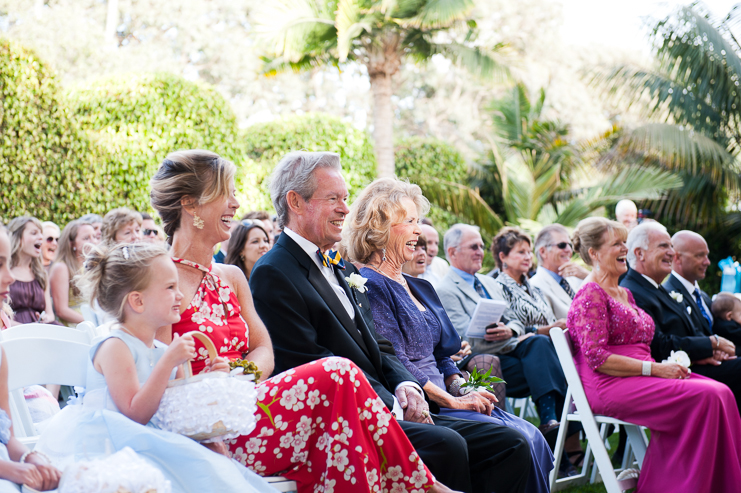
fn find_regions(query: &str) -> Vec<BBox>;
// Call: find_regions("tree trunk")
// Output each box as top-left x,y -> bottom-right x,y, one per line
369,72 -> 395,178
365,33 -> 402,179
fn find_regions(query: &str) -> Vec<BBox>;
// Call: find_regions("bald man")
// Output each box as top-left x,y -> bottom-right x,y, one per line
615,199 -> 638,231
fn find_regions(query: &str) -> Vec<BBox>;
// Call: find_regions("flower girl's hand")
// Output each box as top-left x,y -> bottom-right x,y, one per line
166,333 -> 197,366
203,356 -> 230,374
24,454 -> 61,490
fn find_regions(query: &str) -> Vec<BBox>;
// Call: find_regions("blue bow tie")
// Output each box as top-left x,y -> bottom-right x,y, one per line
317,249 -> 345,270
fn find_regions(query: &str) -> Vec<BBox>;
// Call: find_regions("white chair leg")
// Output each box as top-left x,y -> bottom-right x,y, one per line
549,389 -> 571,490
624,425 -> 648,468
580,413 -> 622,493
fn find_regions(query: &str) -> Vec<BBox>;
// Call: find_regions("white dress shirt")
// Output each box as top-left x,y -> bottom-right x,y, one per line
672,271 -> 713,324
283,228 -> 355,320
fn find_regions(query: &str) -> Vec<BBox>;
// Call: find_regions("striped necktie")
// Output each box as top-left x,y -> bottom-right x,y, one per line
559,277 -> 575,299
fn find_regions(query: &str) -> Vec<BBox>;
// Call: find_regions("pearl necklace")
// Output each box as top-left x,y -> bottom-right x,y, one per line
368,264 -> 407,287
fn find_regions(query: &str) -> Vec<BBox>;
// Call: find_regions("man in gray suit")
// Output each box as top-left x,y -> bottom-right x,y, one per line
530,224 -> 588,320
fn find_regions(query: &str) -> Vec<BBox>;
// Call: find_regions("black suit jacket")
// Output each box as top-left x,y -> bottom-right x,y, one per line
663,273 -> 713,334
620,268 -> 713,362
249,233 -> 419,410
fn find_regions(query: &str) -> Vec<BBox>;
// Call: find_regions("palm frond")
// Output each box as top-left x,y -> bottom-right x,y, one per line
431,41 -> 510,82
337,0 -> 372,61
406,0 -> 474,29
414,177 -> 504,236
554,166 -> 683,227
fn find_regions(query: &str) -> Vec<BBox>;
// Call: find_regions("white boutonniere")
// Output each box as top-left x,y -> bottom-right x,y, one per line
662,350 -> 691,368
347,273 -> 368,293
669,291 -> 684,303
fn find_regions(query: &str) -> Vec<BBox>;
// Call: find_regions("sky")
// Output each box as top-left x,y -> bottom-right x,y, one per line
556,0 -> 740,52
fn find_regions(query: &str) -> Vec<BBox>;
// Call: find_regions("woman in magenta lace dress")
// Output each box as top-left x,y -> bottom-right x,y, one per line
567,217 -> 741,493
149,150 -> 453,493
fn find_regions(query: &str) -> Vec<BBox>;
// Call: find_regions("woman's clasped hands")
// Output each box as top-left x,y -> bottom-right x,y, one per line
448,389 -> 498,416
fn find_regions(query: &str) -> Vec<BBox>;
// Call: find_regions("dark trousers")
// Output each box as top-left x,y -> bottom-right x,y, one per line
401,415 -> 531,493
498,334 -> 567,402
693,358 -> 741,415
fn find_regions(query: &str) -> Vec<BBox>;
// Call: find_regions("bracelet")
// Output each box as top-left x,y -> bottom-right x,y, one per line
20,450 -> 50,464
641,361 -> 652,377
714,335 -> 720,349
448,377 -> 467,397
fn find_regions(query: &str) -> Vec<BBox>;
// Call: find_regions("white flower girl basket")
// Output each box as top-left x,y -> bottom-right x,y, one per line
151,331 -> 258,442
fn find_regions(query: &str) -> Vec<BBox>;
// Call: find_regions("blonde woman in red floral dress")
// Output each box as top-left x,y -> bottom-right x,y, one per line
150,150 -> 445,493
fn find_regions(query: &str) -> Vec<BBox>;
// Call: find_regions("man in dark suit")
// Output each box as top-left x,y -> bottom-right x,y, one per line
250,151 -> 531,493
620,222 -> 741,411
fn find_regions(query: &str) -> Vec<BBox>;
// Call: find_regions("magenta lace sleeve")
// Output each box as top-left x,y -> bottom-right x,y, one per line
567,282 -> 613,370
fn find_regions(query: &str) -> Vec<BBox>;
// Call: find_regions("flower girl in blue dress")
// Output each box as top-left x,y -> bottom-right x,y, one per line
35,242 -> 275,493
0,227 -> 61,491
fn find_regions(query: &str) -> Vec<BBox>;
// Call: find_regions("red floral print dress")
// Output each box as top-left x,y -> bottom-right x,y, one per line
171,258 -> 434,493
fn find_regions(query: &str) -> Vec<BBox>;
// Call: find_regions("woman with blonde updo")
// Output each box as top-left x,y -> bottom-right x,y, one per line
150,150 -> 440,493
568,217 -> 741,492
35,242 -> 274,493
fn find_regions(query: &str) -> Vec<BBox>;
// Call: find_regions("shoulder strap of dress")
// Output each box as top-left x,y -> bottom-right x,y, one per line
172,257 -> 210,274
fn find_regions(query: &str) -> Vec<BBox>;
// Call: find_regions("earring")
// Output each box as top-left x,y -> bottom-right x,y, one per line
502,262 -> 508,270
193,213 -> 204,230
382,248 -> 387,262
595,263 -> 600,272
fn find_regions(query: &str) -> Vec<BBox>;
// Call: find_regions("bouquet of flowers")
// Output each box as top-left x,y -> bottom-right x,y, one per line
460,366 -> 505,395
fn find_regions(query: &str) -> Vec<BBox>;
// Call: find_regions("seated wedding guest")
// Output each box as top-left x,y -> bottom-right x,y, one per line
224,220 -> 270,281
615,199 -> 638,231
569,216 -> 741,492
530,224 -> 588,320
7,217 -> 56,324
78,213 -> 103,242
712,293 -> 741,349
437,225 -> 578,460
139,212 -> 160,244
620,222 -> 741,410
151,150 -> 451,493
101,208 -> 142,245
666,230 -> 713,333
0,226 -> 62,491
49,220 -> 97,326
401,232 -> 428,278
344,178 -> 554,493
242,211 -> 275,247
36,242 -> 273,493
40,222 -> 60,274
419,223 -> 448,285
249,150 -> 531,493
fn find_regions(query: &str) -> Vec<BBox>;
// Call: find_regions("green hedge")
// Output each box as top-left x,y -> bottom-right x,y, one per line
68,73 -> 244,212
239,114 -> 377,211
0,39 -> 99,223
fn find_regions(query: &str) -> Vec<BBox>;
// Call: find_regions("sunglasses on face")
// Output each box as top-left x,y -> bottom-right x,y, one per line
548,242 -> 573,250
45,237 -> 59,243
143,229 -> 158,236
461,243 -> 485,252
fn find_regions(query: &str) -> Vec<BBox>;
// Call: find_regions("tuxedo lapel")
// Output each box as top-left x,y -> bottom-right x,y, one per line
665,275 -> 711,334
280,234 -> 372,356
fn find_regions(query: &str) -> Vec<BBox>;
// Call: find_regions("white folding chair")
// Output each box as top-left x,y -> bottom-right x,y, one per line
549,328 -> 648,492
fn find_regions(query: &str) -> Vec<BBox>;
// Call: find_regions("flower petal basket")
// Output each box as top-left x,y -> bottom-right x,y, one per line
151,331 -> 257,442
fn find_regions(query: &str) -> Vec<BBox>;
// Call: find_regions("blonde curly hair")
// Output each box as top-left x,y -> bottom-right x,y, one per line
342,178 -> 429,264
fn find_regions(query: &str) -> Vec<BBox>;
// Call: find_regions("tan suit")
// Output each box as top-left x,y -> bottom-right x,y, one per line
529,266 -> 582,320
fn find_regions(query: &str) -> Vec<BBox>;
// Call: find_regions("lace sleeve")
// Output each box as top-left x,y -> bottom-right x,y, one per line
567,283 -> 613,370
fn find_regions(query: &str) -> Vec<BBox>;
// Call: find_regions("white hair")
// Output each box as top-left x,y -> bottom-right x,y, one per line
626,221 -> 668,268
533,224 -> 569,264
269,151 -> 342,228
615,199 -> 638,219
443,223 -> 480,262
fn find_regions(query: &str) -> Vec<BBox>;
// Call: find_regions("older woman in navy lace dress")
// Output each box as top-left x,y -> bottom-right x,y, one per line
342,178 -> 554,493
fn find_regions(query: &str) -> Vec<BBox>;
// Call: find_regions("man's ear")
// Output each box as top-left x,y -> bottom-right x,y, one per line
285,191 -> 304,216
127,291 -> 146,315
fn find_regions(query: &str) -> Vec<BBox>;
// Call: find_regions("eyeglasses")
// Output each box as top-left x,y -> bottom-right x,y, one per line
547,242 -> 573,250
143,229 -> 158,236
460,243 -> 485,252
45,236 -> 59,243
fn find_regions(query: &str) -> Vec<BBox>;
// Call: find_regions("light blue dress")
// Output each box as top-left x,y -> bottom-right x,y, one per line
0,348 -> 21,492
35,329 -> 276,493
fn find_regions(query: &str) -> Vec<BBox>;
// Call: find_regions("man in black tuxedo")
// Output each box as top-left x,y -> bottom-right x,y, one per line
250,151 -> 531,493
620,222 -> 741,411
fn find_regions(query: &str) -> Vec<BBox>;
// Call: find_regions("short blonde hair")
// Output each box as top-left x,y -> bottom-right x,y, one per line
343,178 -> 430,264
101,208 -> 143,245
572,217 -> 627,266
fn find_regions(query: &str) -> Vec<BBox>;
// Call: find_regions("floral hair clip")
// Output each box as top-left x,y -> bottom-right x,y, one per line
123,246 -> 130,260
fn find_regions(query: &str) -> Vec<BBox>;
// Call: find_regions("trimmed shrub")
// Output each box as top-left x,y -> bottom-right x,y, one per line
68,73 -> 244,212
0,39 -> 100,223
239,114 -> 377,211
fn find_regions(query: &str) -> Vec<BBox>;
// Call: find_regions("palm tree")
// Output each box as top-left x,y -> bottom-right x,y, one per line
253,0 -> 509,177
593,4 -> 741,229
